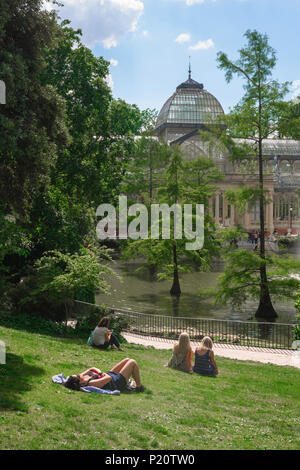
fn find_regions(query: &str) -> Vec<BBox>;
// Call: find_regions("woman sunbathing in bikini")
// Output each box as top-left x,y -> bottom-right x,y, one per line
64,358 -> 146,393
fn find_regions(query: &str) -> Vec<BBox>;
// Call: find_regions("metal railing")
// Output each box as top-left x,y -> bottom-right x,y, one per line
71,300 -> 295,350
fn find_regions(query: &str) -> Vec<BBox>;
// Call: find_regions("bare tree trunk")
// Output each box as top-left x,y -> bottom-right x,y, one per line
149,146 -> 153,203
170,242 -> 181,297
255,132 -> 277,319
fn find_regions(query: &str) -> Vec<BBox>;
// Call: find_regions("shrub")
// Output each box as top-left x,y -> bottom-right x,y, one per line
294,296 -> 300,340
8,248 -> 116,323
8,273 -> 66,322
0,310 -> 76,338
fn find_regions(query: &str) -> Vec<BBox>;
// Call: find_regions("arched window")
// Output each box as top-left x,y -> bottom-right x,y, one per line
280,160 -> 292,174
293,161 -> 300,174
250,200 -> 266,223
279,196 -> 289,220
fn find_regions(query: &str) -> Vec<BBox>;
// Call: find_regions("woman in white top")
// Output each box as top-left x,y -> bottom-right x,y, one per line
92,317 -> 123,351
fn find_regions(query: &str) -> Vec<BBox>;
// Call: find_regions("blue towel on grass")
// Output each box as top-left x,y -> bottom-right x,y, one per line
52,373 -> 120,395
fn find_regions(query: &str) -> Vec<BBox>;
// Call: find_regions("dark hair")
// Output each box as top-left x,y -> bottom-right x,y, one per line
98,316 -> 110,328
64,376 -> 81,391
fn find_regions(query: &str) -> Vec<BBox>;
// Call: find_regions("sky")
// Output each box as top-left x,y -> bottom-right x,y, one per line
46,0 -> 300,114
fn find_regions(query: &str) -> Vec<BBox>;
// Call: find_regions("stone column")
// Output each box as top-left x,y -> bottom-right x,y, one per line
222,194 -> 226,225
208,197 -> 213,217
244,204 -> 251,231
230,204 -> 235,227
215,192 -> 219,226
268,192 -> 274,233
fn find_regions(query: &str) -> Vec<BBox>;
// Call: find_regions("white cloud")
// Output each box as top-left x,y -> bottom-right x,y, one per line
43,1 -> 53,12
189,38 -> 214,50
142,30 -> 149,37
106,73 -> 114,89
170,0 -> 218,5
45,0 -> 144,48
103,35 -> 118,49
291,80 -> 300,100
175,33 -> 191,44
185,0 -> 206,4
110,58 -> 119,67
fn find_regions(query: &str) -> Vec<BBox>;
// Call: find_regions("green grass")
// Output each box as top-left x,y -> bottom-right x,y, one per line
0,325 -> 299,450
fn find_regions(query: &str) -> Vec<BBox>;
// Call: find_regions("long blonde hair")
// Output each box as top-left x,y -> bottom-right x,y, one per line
175,332 -> 191,354
200,336 -> 213,350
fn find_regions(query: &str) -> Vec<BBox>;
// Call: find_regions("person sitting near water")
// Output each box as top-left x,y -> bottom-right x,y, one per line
193,336 -> 219,376
64,358 -> 146,393
91,316 -> 123,351
167,332 -> 193,373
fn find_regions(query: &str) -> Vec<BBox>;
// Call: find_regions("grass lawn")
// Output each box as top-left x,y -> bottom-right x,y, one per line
0,325 -> 299,450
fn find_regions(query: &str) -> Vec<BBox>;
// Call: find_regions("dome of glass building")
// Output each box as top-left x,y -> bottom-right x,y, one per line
155,74 -> 224,131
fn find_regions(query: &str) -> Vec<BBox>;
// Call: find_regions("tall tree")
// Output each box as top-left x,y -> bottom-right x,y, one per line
122,146 -> 223,296
41,21 -> 154,209
122,136 -> 172,205
216,29 -> 293,318
41,19 -> 115,207
32,19 -> 150,256
0,0 -> 68,214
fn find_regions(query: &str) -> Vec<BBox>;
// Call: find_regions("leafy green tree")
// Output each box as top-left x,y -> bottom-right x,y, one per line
122,146 -> 223,296
41,20 -> 154,209
20,247 -> 115,322
28,186 -> 95,257
41,19 -> 118,207
278,96 -> 300,139
212,246 -> 300,309
27,18 -> 151,257
215,29 -> 297,318
109,99 -> 147,137
0,209 -> 30,300
122,136 -> 172,205
0,0 -> 68,214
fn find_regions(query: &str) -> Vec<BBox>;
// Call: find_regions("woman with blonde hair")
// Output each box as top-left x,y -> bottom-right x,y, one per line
193,336 -> 218,376
167,332 -> 193,373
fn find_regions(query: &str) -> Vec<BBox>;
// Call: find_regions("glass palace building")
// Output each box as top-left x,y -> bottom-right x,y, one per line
155,72 -> 300,235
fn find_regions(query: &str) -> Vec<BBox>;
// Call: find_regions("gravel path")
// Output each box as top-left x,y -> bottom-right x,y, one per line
123,332 -> 300,369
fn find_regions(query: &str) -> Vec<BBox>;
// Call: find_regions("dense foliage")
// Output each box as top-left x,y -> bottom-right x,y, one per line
122,145 -> 223,296
0,1 -> 152,320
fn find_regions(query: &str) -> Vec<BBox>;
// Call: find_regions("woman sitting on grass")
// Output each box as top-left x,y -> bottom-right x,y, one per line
193,336 -> 219,376
167,332 -> 193,373
64,358 -> 146,393
91,316 -> 123,351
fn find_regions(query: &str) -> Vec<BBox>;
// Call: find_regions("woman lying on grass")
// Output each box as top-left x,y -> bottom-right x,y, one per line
64,358 -> 146,393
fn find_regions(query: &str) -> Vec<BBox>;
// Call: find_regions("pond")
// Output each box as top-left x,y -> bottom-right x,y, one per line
95,240 -> 300,324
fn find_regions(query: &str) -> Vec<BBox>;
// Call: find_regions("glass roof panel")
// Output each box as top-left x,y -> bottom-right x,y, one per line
233,138 -> 300,157
156,87 -> 224,128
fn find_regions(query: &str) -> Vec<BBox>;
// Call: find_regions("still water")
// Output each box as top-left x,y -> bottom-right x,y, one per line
96,241 -> 300,324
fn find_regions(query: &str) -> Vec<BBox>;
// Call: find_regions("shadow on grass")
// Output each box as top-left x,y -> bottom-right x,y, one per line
0,353 -> 45,412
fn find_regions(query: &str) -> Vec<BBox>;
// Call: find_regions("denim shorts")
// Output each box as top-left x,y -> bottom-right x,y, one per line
103,371 -> 127,391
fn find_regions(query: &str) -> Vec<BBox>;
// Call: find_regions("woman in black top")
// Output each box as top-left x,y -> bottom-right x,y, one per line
64,358 -> 146,393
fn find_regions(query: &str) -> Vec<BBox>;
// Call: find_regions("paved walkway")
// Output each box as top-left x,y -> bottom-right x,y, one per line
123,332 -> 300,369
